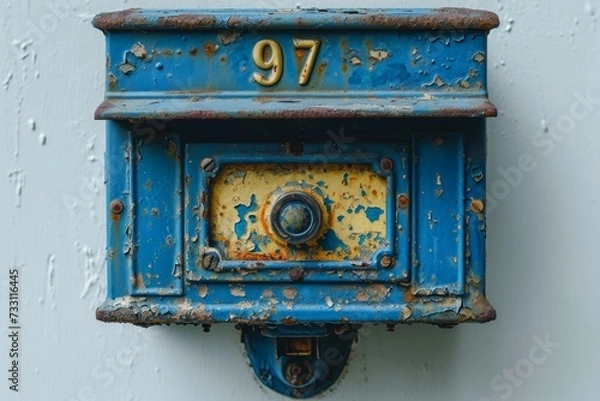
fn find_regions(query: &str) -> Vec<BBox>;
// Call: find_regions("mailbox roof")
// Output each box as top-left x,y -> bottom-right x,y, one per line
93,8 -> 499,32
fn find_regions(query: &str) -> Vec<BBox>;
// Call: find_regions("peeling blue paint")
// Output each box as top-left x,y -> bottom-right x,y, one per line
234,194 -> 258,239
365,206 -> 384,222
318,229 -> 349,252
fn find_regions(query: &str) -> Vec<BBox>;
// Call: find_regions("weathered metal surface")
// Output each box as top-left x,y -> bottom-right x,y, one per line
184,141 -> 409,282
95,98 -> 497,120
99,120 -> 494,325
93,8 -> 497,120
92,8 -> 499,31
209,163 -> 387,262
242,325 -> 355,398
106,128 -> 183,297
96,289 -> 496,325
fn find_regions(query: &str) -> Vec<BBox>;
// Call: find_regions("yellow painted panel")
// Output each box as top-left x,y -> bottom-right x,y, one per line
209,163 -> 387,262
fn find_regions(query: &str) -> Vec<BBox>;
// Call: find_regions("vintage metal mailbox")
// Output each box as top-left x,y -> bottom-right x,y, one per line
93,8 -> 498,398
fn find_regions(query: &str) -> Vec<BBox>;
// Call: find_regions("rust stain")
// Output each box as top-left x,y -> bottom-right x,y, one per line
155,14 -> 218,29
281,317 -> 298,325
218,30 -> 241,45
317,61 -> 327,73
402,286 -> 416,303
355,291 -> 369,302
197,285 -> 209,298
398,194 -> 409,209
108,73 -> 117,88
93,9 -> 499,31
95,100 -> 498,120
203,43 -> 219,57
283,287 -> 298,300
132,273 -> 145,290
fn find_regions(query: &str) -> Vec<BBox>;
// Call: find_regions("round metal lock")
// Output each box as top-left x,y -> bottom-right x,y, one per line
270,192 -> 322,245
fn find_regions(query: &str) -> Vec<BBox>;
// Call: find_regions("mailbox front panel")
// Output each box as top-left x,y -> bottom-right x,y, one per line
100,119 -> 492,325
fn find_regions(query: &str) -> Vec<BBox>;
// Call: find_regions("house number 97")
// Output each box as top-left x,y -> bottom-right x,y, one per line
252,38 -> 321,86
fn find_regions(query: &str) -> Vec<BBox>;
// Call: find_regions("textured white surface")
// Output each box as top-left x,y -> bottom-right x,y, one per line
1,0 -> 599,400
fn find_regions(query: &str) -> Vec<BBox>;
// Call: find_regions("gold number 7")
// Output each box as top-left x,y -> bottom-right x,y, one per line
293,39 -> 321,85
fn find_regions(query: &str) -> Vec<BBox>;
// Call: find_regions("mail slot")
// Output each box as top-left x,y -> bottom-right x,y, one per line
93,8 -> 499,398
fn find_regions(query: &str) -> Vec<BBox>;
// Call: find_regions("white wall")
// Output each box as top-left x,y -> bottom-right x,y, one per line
1,1 -> 598,400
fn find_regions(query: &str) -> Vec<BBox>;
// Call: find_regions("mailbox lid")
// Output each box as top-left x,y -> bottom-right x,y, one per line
93,8 -> 498,120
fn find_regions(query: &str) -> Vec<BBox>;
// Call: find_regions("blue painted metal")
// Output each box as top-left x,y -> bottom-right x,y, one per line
93,8 -> 497,120
94,8 -> 498,399
242,324 -> 355,398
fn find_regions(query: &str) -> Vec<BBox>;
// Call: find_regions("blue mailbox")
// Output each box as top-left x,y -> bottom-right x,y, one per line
94,8 -> 499,398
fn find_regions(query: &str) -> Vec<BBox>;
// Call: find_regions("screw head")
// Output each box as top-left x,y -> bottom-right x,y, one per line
202,252 -> 220,270
470,199 -> 485,213
200,157 -> 215,172
109,199 -> 124,215
284,360 -> 313,388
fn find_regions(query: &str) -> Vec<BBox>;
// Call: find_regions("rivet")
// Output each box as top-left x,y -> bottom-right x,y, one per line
379,157 -> 394,172
380,255 -> 394,268
398,194 -> 409,209
109,199 -> 124,215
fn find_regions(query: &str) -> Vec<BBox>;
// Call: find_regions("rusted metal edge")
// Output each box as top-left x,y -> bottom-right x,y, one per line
96,296 -> 496,325
92,8 -> 499,32
94,97 -> 497,120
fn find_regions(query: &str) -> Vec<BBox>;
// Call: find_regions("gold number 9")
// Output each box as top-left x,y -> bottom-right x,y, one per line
252,39 -> 283,86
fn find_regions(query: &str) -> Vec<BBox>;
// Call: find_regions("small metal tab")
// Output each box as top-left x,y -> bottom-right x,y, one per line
242,324 -> 356,399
